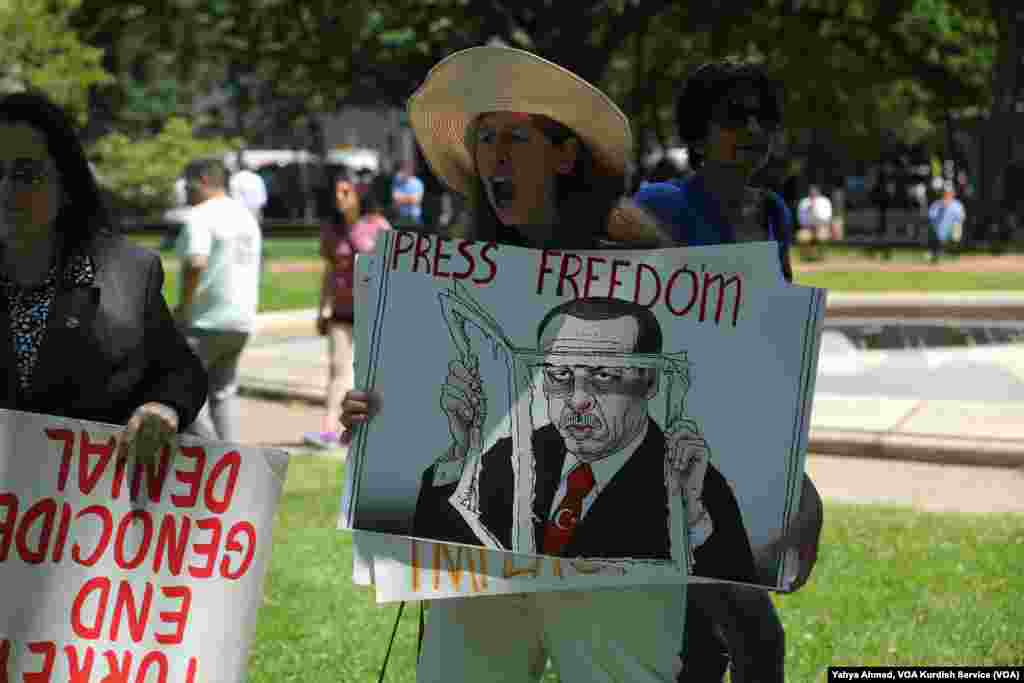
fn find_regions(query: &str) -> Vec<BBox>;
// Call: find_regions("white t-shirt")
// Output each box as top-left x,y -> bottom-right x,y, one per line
229,169 -> 268,218
176,196 -> 262,332
798,195 -> 833,227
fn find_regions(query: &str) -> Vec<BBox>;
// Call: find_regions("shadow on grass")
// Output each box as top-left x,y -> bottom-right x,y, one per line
249,456 -> 1024,682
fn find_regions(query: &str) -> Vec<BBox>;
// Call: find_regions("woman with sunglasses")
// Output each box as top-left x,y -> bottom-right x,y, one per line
636,59 -> 793,280
634,59 -> 823,683
0,91 -> 207,460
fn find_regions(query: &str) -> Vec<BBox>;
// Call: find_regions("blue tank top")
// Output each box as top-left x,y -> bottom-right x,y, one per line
633,176 -> 793,281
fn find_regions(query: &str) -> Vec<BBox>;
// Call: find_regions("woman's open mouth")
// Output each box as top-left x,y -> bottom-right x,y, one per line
488,177 -> 515,207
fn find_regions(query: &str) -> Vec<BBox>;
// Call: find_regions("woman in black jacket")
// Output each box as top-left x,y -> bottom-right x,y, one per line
0,92 -> 207,459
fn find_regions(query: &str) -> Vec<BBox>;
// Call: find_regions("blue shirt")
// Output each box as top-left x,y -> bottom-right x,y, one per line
928,199 -> 965,242
633,176 -> 793,281
392,174 -> 425,223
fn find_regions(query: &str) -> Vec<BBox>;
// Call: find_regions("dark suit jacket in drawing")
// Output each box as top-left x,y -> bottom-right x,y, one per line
412,417 -> 758,583
0,234 -> 208,429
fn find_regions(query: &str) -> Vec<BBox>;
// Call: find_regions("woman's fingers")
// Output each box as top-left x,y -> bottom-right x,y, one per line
339,389 -> 382,436
117,403 -> 179,463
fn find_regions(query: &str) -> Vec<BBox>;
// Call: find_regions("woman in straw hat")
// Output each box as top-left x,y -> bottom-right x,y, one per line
340,46 -> 687,682
409,45 -> 664,248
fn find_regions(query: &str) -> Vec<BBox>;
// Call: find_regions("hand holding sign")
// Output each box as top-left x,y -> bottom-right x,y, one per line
339,389 -> 383,445
115,401 -> 179,462
664,417 -> 710,526
439,356 -> 487,462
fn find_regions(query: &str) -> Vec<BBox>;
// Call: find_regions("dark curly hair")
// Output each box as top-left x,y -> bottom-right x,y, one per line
675,59 -> 783,169
0,91 -> 114,254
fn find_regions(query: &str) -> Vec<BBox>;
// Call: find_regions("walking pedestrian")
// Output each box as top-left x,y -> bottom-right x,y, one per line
176,158 -> 262,443
304,179 -> 390,448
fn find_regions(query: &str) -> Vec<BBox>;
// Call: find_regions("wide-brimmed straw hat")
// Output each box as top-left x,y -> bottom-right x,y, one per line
408,45 -> 632,197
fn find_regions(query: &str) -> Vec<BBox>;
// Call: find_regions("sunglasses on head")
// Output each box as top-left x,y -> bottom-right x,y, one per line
712,99 -> 780,131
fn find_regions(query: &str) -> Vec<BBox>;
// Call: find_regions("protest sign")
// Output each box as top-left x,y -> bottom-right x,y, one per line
0,409 -> 287,682
344,231 -> 824,602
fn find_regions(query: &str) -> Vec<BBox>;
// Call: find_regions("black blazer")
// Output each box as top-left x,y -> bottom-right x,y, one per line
413,418 -> 758,582
0,233 -> 207,430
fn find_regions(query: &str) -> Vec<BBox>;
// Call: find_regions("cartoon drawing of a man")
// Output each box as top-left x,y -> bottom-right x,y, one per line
412,296 -> 758,582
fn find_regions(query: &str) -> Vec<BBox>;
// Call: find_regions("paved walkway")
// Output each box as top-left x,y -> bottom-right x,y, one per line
245,296 -> 1024,468
232,396 -> 1024,515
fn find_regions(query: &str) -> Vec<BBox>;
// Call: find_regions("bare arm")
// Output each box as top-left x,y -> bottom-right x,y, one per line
178,254 -> 208,318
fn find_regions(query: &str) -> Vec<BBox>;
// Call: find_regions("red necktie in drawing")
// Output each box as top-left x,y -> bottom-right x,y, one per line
542,462 -> 596,555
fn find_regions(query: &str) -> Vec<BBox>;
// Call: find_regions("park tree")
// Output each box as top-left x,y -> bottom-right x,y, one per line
69,0 -> 1003,218
68,1 -> 249,214
72,0 -> 378,147
607,0 -> 995,186
0,0 -> 110,122
88,117 -> 240,217
977,0 -> 1023,229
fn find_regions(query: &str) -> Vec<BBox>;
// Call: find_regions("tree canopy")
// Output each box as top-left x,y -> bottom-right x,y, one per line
0,0 -> 110,122
0,0 -> 1003,213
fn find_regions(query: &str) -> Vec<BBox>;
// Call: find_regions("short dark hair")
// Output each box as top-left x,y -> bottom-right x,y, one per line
184,158 -> 227,188
536,297 -> 663,354
675,59 -> 783,169
0,91 -> 114,253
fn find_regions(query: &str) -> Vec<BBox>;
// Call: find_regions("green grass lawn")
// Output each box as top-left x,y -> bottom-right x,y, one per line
134,235 -> 321,312
161,268 -> 319,312
155,264 -> 1023,314
250,456 -> 1024,682
793,270 -> 1024,292
133,233 -> 323,262
137,235 -> 1024,313
792,245 -> 1018,264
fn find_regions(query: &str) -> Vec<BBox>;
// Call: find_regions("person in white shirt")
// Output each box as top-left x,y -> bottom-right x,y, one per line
229,160 -> 269,223
176,158 -> 262,443
798,185 -> 832,239
797,185 -> 833,260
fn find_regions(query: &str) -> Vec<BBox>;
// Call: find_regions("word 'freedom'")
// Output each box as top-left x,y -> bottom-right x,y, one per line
389,232 -> 745,327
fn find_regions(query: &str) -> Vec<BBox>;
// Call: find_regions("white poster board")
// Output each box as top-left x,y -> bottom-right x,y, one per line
0,409 -> 287,682
344,232 -> 824,602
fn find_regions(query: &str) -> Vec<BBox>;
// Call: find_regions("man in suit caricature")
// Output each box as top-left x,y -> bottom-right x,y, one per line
412,296 -> 758,583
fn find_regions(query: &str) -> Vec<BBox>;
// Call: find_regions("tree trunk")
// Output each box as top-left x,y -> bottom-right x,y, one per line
980,3 -> 1022,239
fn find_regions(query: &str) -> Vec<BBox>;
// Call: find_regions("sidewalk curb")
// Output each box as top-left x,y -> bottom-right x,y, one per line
245,299 -> 1024,469
239,381 -> 325,405
820,293 -> 1024,321
809,429 -> 1024,469
234,379 -> 1024,470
